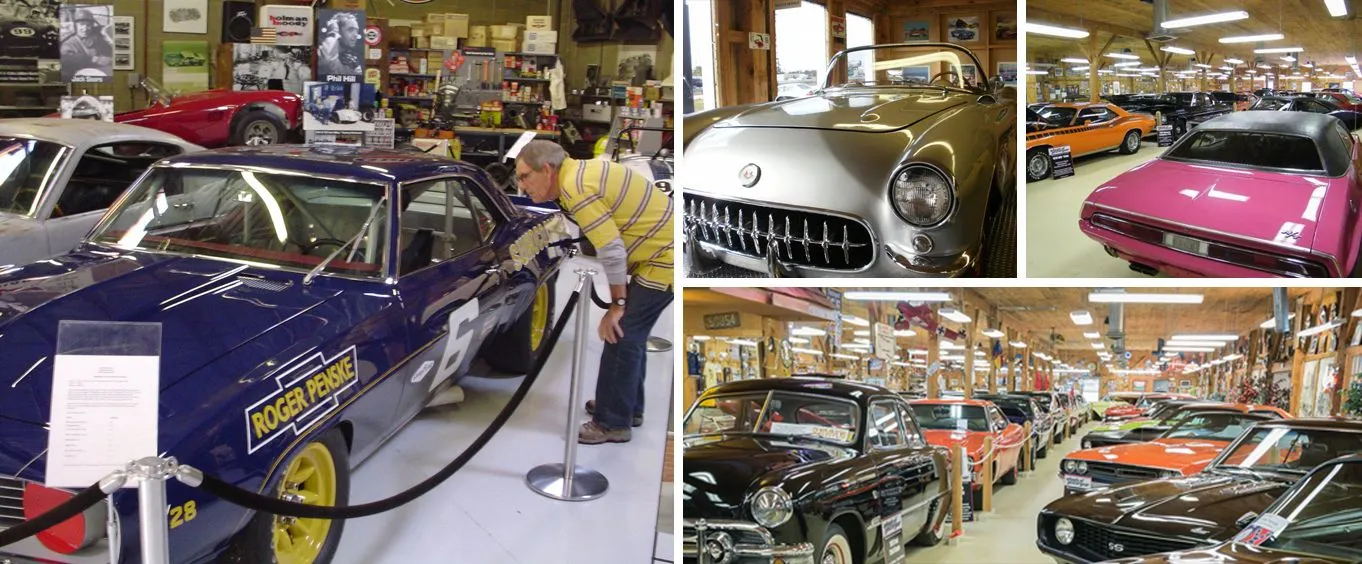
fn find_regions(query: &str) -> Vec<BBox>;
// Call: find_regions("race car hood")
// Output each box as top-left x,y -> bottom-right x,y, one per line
711,89 -> 970,133
0,249 -> 340,424
1067,438 -> 1231,473
1045,471 -> 1293,542
921,429 -> 988,460
682,434 -> 854,519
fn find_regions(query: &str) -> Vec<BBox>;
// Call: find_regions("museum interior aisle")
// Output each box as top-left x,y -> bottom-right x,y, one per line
335,256 -> 675,563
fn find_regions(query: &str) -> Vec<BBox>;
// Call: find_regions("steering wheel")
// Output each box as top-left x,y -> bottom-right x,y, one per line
297,238 -> 348,256
930,71 -> 961,87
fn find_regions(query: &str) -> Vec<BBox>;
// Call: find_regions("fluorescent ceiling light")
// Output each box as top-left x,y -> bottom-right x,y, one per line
791,327 -> 826,336
1166,340 -> 1228,347
891,361 -> 911,367
842,315 -> 870,327
974,350 -> 986,356
939,308 -> 972,323
908,349 -> 928,356
1114,368 -> 1164,375
1072,66 -> 1091,71
1255,47 -> 1305,54
843,291 -> 952,302
1349,56 -> 1358,64
1171,334 -> 1239,341
830,353 -> 860,360
1113,61 -> 1143,68
789,337 -> 809,344
1326,0 -> 1349,17
791,347 -> 823,356
939,342 -> 964,350
1164,346 -> 1217,352
1220,33 -> 1285,43
1298,319 -> 1344,338
1088,292 -> 1204,304
982,329 -> 1005,338
1193,63 -> 1213,68
1219,66 -> 1234,71
692,335 -> 711,341
1224,353 -> 1244,361
1025,70 -> 1050,75
1070,310 -> 1094,325
1162,10 -> 1248,28
729,339 -> 759,347
1010,341 -> 1027,348
1280,56 -> 1296,62
852,338 -> 870,345
1224,58 -> 1244,64
1027,23 -> 1090,38
893,329 -> 917,337
1090,343 -> 1104,349
1161,46 -> 1195,55
1106,53 -> 1141,60
1060,57 -> 1088,64
1083,331 -> 1100,339
853,330 -> 870,337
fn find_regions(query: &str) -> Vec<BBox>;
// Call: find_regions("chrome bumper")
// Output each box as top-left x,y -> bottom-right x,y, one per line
682,518 -> 814,564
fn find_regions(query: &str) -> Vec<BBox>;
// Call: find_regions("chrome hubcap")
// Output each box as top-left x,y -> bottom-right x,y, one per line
1028,154 -> 1049,176
1127,134 -> 1139,150
246,121 -> 278,146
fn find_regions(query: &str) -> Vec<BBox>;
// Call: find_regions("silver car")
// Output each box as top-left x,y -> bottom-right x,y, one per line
0,118 -> 201,267
683,42 -> 1016,277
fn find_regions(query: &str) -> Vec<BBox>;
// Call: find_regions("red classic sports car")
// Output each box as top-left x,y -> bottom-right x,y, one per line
909,398 -> 1027,509
113,80 -> 302,148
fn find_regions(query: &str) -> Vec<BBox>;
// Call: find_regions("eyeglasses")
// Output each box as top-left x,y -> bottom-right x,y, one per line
515,170 -> 534,184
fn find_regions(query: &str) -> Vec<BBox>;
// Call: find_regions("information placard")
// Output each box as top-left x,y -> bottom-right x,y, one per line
1048,145 -> 1074,179
1157,124 -> 1175,147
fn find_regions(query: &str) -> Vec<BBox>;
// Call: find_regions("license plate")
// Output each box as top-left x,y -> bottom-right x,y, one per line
1163,233 -> 1208,255
1064,474 -> 1093,491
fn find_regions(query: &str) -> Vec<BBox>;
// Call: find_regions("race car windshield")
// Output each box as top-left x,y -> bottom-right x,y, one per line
683,392 -> 859,446
1215,427 -> 1362,475
911,404 -> 990,432
823,44 -> 989,91
89,166 -> 388,278
1161,412 -> 1256,442
1254,460 -> 1362,560
0,137 -> 68,218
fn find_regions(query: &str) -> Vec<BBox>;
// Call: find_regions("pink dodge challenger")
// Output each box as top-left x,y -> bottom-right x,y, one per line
1079,111 -> 1362,277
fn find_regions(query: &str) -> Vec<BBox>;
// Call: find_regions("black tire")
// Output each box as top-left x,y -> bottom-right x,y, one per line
1037,443 -> 1048,459
1118,130 -> 1141,154
230,111 -> 286,146
1026,148 -> 1051,182
222,428 -> 350,564
911,497 -> 946,547
817,523 -> 854,564
481,275 -> 558,374
1000,461 -> 1018,485
1173,119 -> 1187,138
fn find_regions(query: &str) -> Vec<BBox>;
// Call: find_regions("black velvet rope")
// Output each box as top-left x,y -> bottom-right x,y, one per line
0,483 -> 106,548
198,290 -> 582,520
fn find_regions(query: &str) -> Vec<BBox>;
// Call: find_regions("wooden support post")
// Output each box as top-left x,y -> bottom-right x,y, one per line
950,444 -> 965,542
1332,289 -> 1362,415
1022,421 -> 1033,474
964,315 -> 976,400
928,321 -> 941,399
981,435 -> 994,513
1290,298 -> 1312,416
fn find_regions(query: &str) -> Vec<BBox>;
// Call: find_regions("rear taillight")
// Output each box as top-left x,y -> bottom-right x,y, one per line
22,482 -> 105,554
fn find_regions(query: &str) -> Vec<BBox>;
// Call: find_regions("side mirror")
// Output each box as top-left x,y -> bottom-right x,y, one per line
1235,511 -> 1259,529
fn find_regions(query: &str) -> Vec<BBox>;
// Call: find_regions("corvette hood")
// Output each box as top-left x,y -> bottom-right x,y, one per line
0,250 -> 340,424
1088,158 -> 1338,252
1047,472 -> 1292,541
713,89 -> 970,133
1067,438 -> 1230,472
683,435 -> 853,519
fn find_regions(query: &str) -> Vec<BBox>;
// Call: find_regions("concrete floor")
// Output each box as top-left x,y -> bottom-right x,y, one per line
1025,143 -> 1165,278
903,419 -> 1094,563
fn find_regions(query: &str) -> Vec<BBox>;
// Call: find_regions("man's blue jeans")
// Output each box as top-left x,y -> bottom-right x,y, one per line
593,282 -> 673,430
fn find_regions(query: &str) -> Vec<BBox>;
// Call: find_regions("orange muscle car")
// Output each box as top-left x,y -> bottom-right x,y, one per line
909,398 -> 1027,509
1025,102 -> 1158,182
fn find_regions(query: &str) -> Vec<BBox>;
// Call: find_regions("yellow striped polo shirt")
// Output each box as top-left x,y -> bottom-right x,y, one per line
557,157 -> 673,290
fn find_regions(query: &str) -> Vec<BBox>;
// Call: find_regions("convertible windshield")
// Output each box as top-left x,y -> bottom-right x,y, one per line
825,44 -> 987,90
0,137 -> 68,218
1252,460 -> 1362,559
683,391 -> 859,445
1166,130 -> 1324,173
911,404 -> 990,432
89,167 -> 388,277
1217,427 -> 1362,475
1162,412 -> 1259,442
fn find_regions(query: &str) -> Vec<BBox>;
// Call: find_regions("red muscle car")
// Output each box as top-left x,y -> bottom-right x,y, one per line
909,398 -> 1027,509
112,79 -> 302,148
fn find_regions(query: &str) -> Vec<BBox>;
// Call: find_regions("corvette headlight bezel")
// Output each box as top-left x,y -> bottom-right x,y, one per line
888,163 -> 956,228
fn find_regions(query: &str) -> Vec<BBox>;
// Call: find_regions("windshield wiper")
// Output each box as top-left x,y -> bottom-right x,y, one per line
303,195 -> 387,285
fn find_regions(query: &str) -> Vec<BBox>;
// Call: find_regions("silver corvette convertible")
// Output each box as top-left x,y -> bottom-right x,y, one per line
683,42 -> 1016,277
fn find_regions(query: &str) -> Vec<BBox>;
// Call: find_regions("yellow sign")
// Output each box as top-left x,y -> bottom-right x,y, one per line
245,347 -> 360,454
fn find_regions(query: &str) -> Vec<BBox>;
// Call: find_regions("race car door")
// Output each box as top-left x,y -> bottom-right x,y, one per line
389,176 -> 509,423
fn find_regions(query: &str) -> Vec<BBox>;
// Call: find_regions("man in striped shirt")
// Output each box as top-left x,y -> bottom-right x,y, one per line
517,141 -> 673,444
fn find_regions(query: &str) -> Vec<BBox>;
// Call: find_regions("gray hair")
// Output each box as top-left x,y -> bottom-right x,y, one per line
519,140 -> 568,169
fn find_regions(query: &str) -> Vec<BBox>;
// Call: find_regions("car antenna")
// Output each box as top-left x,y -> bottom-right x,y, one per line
304,195 -> 387,285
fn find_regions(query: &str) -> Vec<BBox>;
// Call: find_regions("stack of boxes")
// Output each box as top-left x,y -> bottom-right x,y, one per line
522,16 -> 557,55
414,12 -> 470,50
489,24 -> 523,53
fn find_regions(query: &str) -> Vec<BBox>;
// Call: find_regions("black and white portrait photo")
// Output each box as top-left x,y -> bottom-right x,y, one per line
0,0 -> 60,59
60,94 -> 114,121
59,4 -> 112,83
316,9 -> 363,82
233,44 -> 312,93
616,47 -> 656,84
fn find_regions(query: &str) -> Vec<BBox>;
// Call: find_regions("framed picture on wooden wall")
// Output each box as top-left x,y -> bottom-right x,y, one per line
945,15 -> 979,44
994,13 -> 1017,42
902,20 -> 930,43
998,62 -> 1017,86
961,64 -> 978,87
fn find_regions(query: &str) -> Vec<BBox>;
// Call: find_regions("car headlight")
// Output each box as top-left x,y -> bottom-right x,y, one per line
1082,439 -> 1092,449
750,486 -> 794,528
1159,470 -> 1178,479
889,164 -> 954,227
1062,460 -> 1076,473
1055,517 -> 1075,545
1076,461 -> 1088,474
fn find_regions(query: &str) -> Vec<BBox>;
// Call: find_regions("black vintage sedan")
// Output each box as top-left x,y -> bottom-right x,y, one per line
975,392 -> 1054,460
1250,95 -> 1362,130
1037,418 -> 1362,563
682,377 -> 950,564
1108,453 -> 1362,564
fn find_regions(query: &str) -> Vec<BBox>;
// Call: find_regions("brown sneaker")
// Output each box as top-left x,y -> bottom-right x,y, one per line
578,420 -> 631,444
585,400 -> 644,427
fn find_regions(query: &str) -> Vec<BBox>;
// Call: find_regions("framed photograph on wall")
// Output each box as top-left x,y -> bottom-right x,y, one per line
998,62 -> 1017,86
902,20 -> 930,43
960,64 -> 978,87
945,15 -> 979,44
994,13 -> 1017,41
898,66 -> 931,84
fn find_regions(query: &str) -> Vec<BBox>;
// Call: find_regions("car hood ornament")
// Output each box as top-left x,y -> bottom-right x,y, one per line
739,163 -> 761,187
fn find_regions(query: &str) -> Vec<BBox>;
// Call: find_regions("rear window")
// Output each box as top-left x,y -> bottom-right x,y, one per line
1166,130 -> 1323,173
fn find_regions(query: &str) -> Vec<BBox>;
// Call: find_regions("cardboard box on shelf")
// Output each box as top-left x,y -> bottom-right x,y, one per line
526,16 -> 552,30
489,24 -> 522,40
423,22 -> 441,38
520,42 -> 557,55
389,26 -> 411,49
444,13 -> 469,38
424,13 -> 445,24
430,36 -> 458,50
524,30 -> 557,43
490,39 -> 517,53
468,25 -> 488,46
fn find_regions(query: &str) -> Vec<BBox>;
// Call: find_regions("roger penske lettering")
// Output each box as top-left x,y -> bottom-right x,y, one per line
244,346 -> 360,454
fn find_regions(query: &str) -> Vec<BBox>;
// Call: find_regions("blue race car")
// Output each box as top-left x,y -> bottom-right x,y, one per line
0,144 -> 573,563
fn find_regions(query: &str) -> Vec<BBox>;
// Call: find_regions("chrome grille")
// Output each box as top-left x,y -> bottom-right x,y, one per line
1086,461 -> 1160,485
0,474 -> 24,529
683,194 -> 874,270
1071,519 -> 1196,560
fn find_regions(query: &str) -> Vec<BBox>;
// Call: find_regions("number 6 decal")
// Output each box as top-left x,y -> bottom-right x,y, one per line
431,298 -> 479,391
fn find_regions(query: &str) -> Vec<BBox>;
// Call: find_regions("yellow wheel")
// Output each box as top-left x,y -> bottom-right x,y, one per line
273,443 -> 337,564
529,284 -> 549,351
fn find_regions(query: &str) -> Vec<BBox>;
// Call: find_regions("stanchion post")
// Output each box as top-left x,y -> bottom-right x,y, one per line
981,436 -> 993,513
133,457 -> 173,564
1022,421 -> 1033,474
949,444 -> 964,543
527,269 -> 609,501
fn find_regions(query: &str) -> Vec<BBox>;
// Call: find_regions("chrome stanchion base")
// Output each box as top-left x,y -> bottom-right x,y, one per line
526,463 -> 609,501
646,336 -> 673,352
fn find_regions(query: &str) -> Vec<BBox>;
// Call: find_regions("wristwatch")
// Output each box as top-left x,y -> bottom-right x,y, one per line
612,298 -> 627,308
